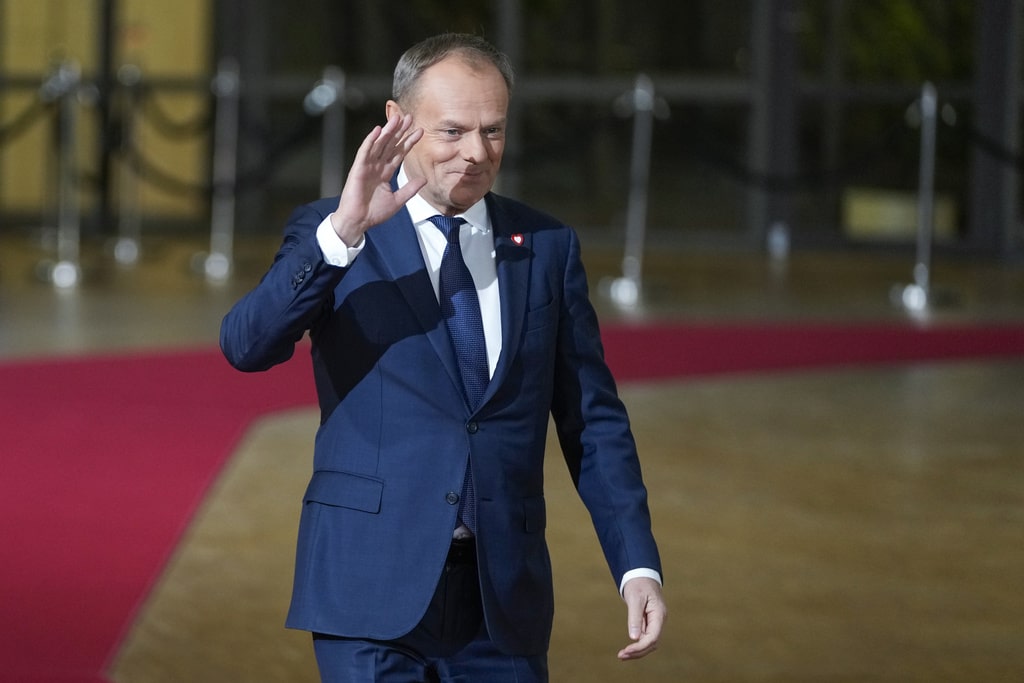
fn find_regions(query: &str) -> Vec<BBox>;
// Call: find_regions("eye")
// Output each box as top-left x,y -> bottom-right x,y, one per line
443,128 -> 461,137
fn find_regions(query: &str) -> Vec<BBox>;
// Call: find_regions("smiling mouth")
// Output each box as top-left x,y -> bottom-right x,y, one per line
451,169 -> 486,181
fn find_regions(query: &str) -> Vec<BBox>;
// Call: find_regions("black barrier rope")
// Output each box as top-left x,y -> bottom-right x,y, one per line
137,86 -> 213,140
514,98 -> 917,197
0,98 -> 52,145
11,70 -> 1019,212
234,113 -> 321,192
687,117 -> 911,194
684,98 -> 1022,192
125,144 -> 209,196
120,106 -> 1015,205
123,108 -> 321,197
964,124 -> 1024,172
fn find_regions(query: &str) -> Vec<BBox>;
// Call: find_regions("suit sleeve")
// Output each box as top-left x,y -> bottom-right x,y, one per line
220,200 -> 346,372
549,228 -> 663,586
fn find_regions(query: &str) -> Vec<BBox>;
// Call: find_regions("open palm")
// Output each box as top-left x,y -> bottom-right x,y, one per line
330,113 -> 425,245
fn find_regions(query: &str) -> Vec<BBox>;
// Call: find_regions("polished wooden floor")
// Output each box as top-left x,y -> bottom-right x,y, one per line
2,230 -> 1022,682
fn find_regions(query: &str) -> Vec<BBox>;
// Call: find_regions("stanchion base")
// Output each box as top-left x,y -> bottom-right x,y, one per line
113,238 -> 141,266
600,276 -> 642,309
36,259 -> 81,288
196,251 -> 232,282
894,283 -> 929,312
889,283 -> 960,316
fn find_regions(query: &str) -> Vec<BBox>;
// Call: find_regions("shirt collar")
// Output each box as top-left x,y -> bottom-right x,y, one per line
399,166 -> 491,233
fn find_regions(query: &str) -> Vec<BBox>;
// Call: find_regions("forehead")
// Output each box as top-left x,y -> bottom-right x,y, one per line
410,56 -> 509,116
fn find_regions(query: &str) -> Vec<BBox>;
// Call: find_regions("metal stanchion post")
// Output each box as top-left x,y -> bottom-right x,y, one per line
114,64 -> 143,266
895,82 -> 938,314
304,66 -> 348,198
37,62 -> 84,288
607,74 -> 663,308
205,57 -> 240,282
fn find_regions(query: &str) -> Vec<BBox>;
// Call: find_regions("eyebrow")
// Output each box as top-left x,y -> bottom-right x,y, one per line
437,118 -> 507,129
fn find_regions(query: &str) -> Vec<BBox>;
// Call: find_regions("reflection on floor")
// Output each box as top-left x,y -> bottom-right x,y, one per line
2,231 -> 1023,681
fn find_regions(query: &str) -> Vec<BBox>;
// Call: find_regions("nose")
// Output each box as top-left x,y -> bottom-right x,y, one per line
461,130 -> 488,164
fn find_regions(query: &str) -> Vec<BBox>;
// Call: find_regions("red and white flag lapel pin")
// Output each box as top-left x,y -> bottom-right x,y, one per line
511,233 -> 525,246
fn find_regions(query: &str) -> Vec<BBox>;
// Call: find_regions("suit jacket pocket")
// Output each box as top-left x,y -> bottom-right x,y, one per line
303,469 -> 384,513
524,299 -> 556,332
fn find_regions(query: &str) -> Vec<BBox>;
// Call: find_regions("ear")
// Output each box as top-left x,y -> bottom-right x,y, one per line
385,99 -> 404,119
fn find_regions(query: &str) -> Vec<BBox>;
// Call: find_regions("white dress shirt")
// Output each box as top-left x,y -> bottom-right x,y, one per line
314,171 -> 661,595
316,169 -> 501,379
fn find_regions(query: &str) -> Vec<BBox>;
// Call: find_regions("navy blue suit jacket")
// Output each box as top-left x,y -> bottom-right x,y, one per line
220,191 -> 661,655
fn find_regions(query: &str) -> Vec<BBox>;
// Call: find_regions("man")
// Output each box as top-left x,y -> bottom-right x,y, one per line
221,33 -> 665,682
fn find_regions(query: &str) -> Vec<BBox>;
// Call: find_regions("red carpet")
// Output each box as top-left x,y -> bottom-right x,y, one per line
1,322 -> 1022,681
0,349 -> 315,683
600,321 -> 1024,381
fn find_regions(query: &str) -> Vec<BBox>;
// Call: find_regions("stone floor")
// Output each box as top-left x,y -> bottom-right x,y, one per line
2,229 -> 1023,681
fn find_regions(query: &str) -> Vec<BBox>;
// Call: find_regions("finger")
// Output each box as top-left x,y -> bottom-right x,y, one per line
374,125 -> 421,183
355,116 -> 399,166
399,125 -> 424,151
617,631 -> 659,660
619,610 -> 662,660
375,113 -> 412,151
350,125 -> 384,167
379,111 -> 406,136
381,122 -> 421,162
392,176 -> 427,206
625,587 -> 649,641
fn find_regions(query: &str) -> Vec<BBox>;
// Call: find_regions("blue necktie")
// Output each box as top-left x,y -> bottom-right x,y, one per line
430,215 -> 489,407
429,215 -> 488,533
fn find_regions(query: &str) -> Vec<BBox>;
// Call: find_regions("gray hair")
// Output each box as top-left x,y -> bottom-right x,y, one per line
392,33 -> 515,108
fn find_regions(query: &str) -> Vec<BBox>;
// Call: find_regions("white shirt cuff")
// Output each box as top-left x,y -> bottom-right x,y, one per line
316,214 -> 364,267
619,568 -> 663,597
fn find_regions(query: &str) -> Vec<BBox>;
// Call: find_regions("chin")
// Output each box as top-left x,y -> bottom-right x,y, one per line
451,184 -> 492,206
451,196 -> 485,212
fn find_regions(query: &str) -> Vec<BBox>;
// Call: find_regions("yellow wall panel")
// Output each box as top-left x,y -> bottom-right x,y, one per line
1,0 -> 211,221
116,1 -> 210,216
1,1 -> 97,214
3,0 -> 98,71
120,1 -> 209,73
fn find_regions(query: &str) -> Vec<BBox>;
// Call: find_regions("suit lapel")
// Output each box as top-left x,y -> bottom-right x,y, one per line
484,194 -> 531,401
366,192 -> 535,412
368,210 -> 465,404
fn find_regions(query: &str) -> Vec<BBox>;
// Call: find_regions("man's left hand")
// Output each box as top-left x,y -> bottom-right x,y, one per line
618,577 -> 666,660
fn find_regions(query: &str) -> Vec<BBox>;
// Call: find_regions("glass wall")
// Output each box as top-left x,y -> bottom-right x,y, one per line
795,0 -> 977,246
1,0 -> 1018,255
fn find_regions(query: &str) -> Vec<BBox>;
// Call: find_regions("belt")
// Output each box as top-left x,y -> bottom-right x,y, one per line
447,538 -> 476,565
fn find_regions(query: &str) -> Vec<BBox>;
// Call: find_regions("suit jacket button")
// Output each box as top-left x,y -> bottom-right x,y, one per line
445,492 -> 460,505
466,421 -> 478,434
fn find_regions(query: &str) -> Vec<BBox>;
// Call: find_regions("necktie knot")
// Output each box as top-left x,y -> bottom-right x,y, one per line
428,215 -> 466,243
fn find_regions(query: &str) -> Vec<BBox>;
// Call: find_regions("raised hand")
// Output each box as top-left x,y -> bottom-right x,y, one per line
329,113 -> 425,246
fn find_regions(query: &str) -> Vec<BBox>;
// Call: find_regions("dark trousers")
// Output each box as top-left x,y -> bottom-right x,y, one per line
313,539 -> 548,682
